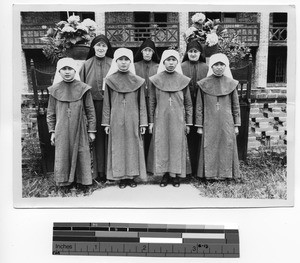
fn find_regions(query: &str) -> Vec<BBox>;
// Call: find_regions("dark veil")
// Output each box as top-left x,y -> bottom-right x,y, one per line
134,38 -> 160,63
86,34 -> 114,60
182,39 -> 206,63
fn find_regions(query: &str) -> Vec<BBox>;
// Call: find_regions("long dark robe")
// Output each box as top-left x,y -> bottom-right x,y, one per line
196,75 -> 241,179
134,60 -> 158,164
47,80 -> 96,186
79,56 -> 112,175
182,60 -> 209,175
147,71 -> 193,177
102,71 -> 148,180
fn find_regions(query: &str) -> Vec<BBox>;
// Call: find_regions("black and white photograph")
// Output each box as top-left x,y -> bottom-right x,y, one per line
13,4 -> 295,208
1,1 -> 300,263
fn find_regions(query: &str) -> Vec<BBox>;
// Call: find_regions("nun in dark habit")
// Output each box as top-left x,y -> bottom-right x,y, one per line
79,35 -> 113,183
181,39 -> 209,176
134,39 -> 160,162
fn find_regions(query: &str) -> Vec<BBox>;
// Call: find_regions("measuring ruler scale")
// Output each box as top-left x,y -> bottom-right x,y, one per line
52,222 -> 239,258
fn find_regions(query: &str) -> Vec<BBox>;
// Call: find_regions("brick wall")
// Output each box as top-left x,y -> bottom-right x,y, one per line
21,94 -> 38,141
21,87 -> 287,157
21,94 -> 41,169
248,87 -> 287,150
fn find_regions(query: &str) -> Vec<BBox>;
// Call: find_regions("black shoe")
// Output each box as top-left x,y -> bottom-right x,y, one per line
96,172 -> 107,183
128,179 -> 137,188
160,174 -> 169,187
119,179 -> 127,189
172,177 -> 180,187
99,177 -> 107,183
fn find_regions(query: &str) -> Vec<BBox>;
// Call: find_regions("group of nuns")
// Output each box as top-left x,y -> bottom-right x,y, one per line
47,35 -> 242,189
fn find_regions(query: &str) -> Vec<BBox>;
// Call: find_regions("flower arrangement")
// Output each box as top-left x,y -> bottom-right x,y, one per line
41,14 -> 98,63
218,33 -> 251,68
184,12 -> 226,47
184,12 -> 251,65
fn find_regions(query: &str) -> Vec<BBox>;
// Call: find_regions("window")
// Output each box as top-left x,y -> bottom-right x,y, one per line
60,12 -> 95,21
267,47 -> 287,84
205,12 -> 221,20
154,12 -> 167,27
134,12 -> 151,41
223,13 -> 237,23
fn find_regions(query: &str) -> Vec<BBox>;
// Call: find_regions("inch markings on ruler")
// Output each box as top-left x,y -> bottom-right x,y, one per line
52,222 -> 239,258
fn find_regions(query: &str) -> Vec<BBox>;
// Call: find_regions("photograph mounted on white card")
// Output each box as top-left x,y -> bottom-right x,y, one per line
13,4 -> 295,208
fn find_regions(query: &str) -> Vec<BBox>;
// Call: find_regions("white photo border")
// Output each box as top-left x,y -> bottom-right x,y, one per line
13,4 -> 296,208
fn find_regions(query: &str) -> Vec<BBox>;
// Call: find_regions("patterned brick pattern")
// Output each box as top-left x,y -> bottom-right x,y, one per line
248,101 -> 287,149
21,93 -> 287,154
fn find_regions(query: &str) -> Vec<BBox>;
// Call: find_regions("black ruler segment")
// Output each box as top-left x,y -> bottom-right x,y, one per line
52,223 -> 239,258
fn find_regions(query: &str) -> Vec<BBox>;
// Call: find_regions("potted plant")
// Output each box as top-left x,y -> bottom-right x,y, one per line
40,14 -> 98,63
218,33 -> 252,69
184,12 -> 251,64
184,12 -> 227,58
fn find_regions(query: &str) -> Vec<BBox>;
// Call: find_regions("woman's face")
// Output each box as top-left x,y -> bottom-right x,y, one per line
94,41 -> 108,58
59,66 -> 76,82
187,48 -> 201,62
212,62 -> 226,76
164,56 -> 178,72
116,56 -> 131,72
142,47 -> 154,61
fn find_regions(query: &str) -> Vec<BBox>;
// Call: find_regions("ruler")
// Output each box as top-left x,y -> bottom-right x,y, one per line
52,222 -> 239,258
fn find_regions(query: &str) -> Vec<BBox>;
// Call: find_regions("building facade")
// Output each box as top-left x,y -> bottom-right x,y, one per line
20,11 -> 288,150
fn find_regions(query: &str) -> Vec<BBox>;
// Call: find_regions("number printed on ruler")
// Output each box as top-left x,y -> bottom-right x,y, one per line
52,222 -> 239,257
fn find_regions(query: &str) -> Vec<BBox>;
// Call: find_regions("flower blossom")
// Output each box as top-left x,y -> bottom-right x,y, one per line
61,25 -> 76,33
82,18 -> 98,30
206,32 -> 219,47
191,13 -> 206,24
76,24 -> 89,33
67,15 -> 80,24
184,26 -> 197,38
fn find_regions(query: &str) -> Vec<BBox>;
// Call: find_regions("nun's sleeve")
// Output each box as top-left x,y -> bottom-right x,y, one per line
231,88 -> 241,126
195,84 -> 204,128
46,94 -> 56,133
101,85 -> 111,126
184,86 -> 193,126
139,82 -> 148,127
148,80 -> 157,124
79,63 -> 86,82
84,90 -> 96,132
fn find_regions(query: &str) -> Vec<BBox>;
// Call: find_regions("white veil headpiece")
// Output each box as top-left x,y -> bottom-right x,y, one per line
157,49 -> 183,74
106,48 -> 136,78
52,57 -> 81,84
207,53 -> 233,79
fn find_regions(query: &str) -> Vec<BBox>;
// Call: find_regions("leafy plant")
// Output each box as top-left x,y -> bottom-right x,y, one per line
184,13 -> 226,47
184,13 -> 251,65
218,33 -> 251,68
40,14 -> 97,63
